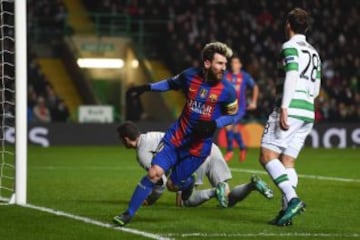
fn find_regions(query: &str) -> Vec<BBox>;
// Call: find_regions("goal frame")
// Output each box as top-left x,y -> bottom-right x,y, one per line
14,0 -> 27,205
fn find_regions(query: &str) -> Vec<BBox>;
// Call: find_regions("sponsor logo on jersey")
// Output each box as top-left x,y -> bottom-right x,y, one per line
187,99 -> 213,116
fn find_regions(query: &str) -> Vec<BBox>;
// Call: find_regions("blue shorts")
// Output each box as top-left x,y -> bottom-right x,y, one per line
151,141 -> 205,187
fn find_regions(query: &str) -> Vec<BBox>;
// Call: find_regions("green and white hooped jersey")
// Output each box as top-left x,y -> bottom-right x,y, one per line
276,34 -> 321,122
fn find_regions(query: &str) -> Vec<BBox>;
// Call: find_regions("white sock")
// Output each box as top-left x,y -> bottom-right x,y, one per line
281,194 -> 288,210
265,159 -> 297,202
286,168 -> 298,188
280,168 -> 298,210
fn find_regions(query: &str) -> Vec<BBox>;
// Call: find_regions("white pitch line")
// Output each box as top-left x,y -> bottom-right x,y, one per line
164,232 -> 360,238
230,168 -> 360,183
22,203 -> 171,240
31,165 -> 360,183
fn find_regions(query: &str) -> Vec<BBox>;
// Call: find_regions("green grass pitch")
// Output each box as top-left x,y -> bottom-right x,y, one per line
1,146 -> 359,239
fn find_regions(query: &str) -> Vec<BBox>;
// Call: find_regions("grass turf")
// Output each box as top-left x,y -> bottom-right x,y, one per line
0,146 -> 359,239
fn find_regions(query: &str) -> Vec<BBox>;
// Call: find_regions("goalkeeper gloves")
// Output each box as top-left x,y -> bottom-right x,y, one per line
193,120 -> 217,137
127,84 -> 151,97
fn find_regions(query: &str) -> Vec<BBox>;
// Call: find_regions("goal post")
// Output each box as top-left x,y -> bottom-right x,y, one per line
15,0 -> 27,205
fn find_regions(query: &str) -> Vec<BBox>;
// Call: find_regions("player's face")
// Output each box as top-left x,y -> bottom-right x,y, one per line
204,53 -> 227,82
120,136 -> 136,148
230,58 -> 242,73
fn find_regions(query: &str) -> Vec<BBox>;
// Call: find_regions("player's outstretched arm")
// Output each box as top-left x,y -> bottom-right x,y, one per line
127,84 -> 151,97
127,73 -> 185,97
126,80 -> 170,97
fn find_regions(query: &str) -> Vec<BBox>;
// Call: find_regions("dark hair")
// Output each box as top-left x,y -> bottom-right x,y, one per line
117,121 -> 140,141
201,42 -> 233,62
287,8 -> 310,34
230,54 -> 241,62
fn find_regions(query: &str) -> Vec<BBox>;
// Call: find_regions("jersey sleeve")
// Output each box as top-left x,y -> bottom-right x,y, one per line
280,42 -> 300,108
244,72 -> 256,88
223,85 -> 238,115
281,42 -> 299,72
136,149 -> 153,170
150,71 -> 186,92
136,132 -> 165,171
166,71 -> 187,91
215,85 -> 238,128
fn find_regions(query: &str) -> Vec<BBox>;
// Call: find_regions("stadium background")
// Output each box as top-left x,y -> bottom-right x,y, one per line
1,1 -> 359,240
23,0 -> 359,149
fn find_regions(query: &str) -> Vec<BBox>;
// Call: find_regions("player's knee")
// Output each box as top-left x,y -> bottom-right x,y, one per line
148,166 -> 164,182
259,147 -> 279,165
281,155 -> 295,168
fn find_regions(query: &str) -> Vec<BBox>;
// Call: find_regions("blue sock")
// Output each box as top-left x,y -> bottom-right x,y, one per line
127,176 -> 154,217
234,132 -> 245,150
226,130 -> 234,152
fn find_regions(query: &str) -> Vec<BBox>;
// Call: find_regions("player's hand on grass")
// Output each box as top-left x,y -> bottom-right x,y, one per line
193,120 -> 217,137
280,108 -> 289,131
127,85 -> 151,97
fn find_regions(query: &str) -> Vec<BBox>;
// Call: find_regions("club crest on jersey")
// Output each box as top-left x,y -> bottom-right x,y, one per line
209,93 -> 218,102
199,88 -> 208,98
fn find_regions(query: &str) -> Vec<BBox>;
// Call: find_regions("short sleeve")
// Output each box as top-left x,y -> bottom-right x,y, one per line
281,43 -> 299,72
244,72 -> 256,88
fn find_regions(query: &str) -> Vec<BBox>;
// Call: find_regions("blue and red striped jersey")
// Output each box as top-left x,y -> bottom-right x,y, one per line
224,70 -> 256,114
162,67 -> 237,158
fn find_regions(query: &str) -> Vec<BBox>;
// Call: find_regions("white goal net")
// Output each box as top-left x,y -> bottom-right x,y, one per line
0,0 -> 15,203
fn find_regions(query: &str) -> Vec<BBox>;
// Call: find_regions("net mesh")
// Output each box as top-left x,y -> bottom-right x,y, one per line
0,0 -> 14,202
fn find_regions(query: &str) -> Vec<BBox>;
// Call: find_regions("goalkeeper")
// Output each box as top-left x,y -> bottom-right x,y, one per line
117,121 -> 274,208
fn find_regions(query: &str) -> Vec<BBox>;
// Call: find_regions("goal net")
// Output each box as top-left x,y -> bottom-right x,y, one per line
0,0 -> 27,204
0,0 -> 15,203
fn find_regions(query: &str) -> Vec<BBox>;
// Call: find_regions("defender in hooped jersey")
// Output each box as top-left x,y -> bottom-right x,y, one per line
259,8 -> 321,226
113,42 -> 239,226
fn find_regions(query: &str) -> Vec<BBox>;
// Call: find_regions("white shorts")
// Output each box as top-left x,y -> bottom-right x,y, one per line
261,110 -> 313,159
195,144 -> 232,187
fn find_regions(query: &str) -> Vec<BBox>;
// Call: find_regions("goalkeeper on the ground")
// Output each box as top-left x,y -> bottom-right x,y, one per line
117,121 -> 274,208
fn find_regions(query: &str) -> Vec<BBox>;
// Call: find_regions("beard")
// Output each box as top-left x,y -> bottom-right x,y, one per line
206,68 -> 224,85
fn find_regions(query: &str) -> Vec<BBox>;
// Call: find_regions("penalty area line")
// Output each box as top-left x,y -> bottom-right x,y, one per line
22,203 -> 171,240
230,168 -> 360,183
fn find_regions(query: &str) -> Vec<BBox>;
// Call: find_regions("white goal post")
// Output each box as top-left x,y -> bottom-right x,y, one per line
15,0 -> 27,205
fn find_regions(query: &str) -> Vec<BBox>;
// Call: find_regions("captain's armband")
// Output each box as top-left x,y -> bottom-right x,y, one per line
225,99 -> 238,115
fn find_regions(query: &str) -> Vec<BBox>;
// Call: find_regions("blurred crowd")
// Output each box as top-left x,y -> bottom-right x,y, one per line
84,0 -> 359,123
24,0 -> 70,122
27,0 -> 68,41
28,53 -> 70,122
26,0 -> 359,123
